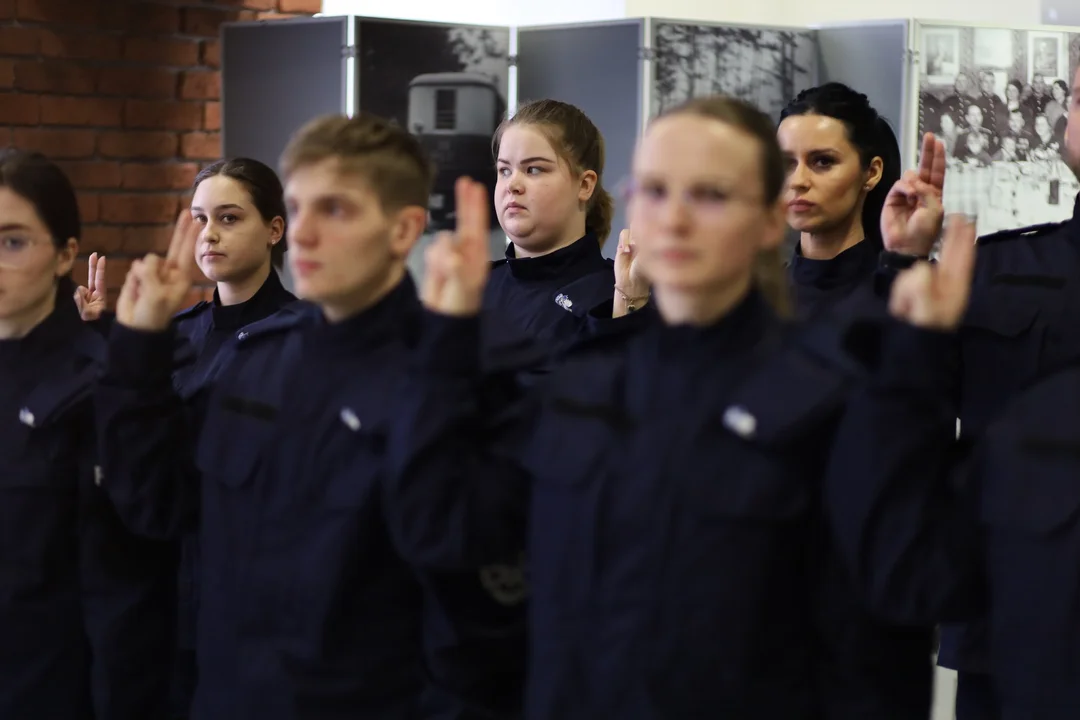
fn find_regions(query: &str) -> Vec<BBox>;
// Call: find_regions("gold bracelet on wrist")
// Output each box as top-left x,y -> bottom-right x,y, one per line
614,285 -> 649,313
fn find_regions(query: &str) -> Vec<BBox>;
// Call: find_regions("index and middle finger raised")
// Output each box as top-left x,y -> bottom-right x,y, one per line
454,176 -> 489,249
916,132 -> 947,192
164,211 -> 199,274
87,252 -> 107,295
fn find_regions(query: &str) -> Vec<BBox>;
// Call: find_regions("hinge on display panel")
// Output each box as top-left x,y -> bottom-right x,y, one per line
638,47 -> 656,61
507,55 -> 518,67
342,45 -> 356,59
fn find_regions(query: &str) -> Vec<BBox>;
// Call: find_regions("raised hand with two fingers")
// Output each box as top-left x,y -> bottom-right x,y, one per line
881,132 -> 947,257
74,252 -> 108,321
421,177 -> 492,317
115,212 -> 200,332
888,214 -> 977,332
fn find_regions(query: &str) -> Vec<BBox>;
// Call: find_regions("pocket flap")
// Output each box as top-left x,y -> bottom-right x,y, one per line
981,435 -> 1080,534
721,342 -> 850,449
962,294 -> 1039,337
196,393 -> 276,487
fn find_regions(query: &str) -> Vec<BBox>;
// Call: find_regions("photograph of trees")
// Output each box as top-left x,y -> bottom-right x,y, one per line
651,23 -> 818,121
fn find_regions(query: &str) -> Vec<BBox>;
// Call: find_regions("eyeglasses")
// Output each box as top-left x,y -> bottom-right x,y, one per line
0,234 -> 53,269
616,176 -> 762,215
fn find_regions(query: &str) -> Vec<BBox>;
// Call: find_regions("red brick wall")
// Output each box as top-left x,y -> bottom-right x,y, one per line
0,0 -> 322,305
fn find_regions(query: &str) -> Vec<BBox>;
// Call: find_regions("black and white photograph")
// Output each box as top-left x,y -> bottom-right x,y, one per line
917,24 -> 1080,233
974,28 -> 1013,69
924,28 -> 961,85
1029,31 -> 1068,82
357,20 -> 510,231
650,22 -> 818,121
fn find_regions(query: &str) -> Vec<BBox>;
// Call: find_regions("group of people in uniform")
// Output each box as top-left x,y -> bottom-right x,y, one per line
3,65 -> 1080,720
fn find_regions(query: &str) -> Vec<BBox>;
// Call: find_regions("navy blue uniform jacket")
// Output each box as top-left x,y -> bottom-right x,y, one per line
790,240 -> 939,719
1,287 -> 173,719
95,278 -> 434,719
825,315 -> 1080,717
169,270 -> 296,716
484,233 -> 614,348
385,288 -> 906,719
942,197 -> 1080,674
96,274 -> 556,719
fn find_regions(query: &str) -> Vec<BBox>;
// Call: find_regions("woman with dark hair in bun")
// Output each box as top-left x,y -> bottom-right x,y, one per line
778,82 -> 908,319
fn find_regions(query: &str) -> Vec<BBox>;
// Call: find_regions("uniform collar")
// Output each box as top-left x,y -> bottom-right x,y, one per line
305,273 -> 422,352
0,278 -> 82,366
498,233 -> 605,281
211,269 -> 294,332
653,287 -> 773,360
788,239 -> 879,291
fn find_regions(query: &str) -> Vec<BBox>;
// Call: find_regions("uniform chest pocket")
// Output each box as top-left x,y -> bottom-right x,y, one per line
0,451 -> 66,492
317,413 -> 387,509
962,294 -> 1042,382
196,393 -> 278,489
0,453 -> 78,587
524,395 -> 627,489
964,289 -> 1042,333
686,431 -> 812,524
981,437 -> 1080,537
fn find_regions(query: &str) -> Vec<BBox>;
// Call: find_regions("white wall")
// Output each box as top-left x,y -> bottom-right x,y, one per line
323,0 -> 1041,28
319,0 -> 626,26
782,0 -> 1040,28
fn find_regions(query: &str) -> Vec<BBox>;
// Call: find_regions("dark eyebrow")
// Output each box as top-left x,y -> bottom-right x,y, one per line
190,203 -> 243,213
496,156 -> 556,165
0,223 -> 31,232
787,147 -> 840,156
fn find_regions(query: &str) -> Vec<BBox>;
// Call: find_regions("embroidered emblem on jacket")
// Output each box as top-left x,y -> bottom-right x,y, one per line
479,554 -> 529,606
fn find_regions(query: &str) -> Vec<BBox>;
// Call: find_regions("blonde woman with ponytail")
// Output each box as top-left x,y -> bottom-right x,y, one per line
385,94 -> 929,718
485,99 -> 618,345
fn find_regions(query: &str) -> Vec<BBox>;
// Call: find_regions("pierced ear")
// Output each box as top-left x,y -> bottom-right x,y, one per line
269,216 -> 285,243
865,156 -> 885,192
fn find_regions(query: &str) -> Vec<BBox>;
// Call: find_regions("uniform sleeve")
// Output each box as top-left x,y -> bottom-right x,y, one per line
577,298 -> 654,341
873,251 -> 924,299
94,323 -> 203,540
385,310 -> 538,571
825,319 -> 985,625
87,310 -> 117,338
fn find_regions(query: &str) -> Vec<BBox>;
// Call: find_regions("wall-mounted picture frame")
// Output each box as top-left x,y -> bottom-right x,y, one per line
923,27 -> 960,85
1028,30 -> 1068,81
973,27 -> 1013,68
